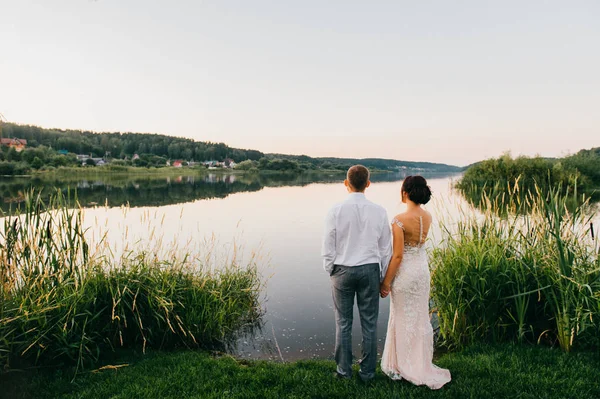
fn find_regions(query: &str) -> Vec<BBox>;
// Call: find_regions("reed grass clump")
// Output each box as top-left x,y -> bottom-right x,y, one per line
431,185 -> 600,352
0,190 -> 262,372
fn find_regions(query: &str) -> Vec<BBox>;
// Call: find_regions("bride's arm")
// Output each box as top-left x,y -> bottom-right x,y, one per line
380,223 -> 404,297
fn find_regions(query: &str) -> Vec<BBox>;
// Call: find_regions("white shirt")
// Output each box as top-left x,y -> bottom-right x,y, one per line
321,192 -> 392,282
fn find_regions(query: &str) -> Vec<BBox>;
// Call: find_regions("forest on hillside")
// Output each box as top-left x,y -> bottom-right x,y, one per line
0,123 -> 461,175
1,123 -> 264,163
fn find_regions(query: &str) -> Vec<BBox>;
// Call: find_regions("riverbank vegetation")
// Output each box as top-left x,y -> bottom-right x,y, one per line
3,344 -> 599,399
0,191 -> 262,373
432,185 -> 600,352
33,163 -> 208,177
458,150 -> 600,209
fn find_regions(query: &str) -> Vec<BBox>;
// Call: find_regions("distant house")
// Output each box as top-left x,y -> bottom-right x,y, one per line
132,154 -> 140,161
57,149 -> 69,155
203,160 -> 219,168
0,138 -> 27,152
172,160 -> 183,168
223,158 -> 236,168
76,154 -> 106,166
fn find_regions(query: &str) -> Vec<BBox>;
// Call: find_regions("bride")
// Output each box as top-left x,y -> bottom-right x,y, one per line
379,175 -> 451,389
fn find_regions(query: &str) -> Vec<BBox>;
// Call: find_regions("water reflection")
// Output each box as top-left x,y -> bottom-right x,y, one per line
0,171 -> 459,213
1,174 -> 262,212
457,183 -> 600,216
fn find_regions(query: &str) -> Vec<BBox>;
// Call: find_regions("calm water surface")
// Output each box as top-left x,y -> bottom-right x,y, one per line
5,172 -> 593,361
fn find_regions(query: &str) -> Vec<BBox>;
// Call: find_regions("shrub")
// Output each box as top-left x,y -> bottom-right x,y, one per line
0,161 -> 30,176
234,160 -> 257,171
0,161 -> 15,175
31,156 -> 43,169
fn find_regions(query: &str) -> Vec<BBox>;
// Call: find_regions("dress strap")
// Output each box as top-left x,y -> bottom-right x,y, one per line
419,216 -> 423,246
391,218 -> 405,231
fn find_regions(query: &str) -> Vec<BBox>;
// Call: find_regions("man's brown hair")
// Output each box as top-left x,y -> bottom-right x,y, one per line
347,165 -> 370,191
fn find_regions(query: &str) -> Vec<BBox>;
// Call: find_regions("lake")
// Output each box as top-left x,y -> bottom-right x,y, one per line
2,172 -> 596,362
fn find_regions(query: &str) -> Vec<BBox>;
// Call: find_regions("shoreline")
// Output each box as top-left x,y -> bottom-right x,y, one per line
1,167 -> 458,180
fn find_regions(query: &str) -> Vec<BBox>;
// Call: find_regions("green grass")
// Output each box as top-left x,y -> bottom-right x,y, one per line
2,344 -> 599,399
34,165 -> 209,177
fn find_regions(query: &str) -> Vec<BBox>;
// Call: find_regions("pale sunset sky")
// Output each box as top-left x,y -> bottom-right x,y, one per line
1,0 -> 599,166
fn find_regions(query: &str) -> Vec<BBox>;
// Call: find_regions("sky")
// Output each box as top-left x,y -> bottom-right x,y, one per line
1,0 -> 599,166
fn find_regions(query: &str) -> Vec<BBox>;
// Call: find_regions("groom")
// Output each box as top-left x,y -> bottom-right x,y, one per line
322,165 -> 392,381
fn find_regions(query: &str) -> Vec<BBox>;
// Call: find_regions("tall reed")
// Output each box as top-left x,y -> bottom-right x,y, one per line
431,185 -> 599,352
0,190 -> 262,372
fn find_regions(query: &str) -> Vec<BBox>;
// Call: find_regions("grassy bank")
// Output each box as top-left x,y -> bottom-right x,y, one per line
3,344 -> 599,399
0,191 -> 262,372
29,164 -> 398,179
24,166 -> 343,180
33,165 -> 210,177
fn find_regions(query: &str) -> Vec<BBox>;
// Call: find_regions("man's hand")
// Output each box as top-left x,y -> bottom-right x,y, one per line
380,282 -> 391,298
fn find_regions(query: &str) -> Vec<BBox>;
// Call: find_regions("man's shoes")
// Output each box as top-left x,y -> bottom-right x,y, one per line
333,371 -> 351,380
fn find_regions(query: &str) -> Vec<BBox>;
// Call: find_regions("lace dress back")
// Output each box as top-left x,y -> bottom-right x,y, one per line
381,215 -> 451,389
391,216 -> 425,251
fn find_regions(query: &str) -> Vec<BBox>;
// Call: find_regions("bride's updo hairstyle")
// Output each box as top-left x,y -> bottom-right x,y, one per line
401,175 -> 432,205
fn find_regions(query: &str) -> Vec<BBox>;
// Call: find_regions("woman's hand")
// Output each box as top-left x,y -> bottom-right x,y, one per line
380,282 -> 391,298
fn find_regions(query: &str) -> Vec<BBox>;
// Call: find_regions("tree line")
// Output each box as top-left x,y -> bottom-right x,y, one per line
457,148 -> 600,206
0,122 -> 462,175
1,123 -> 265,162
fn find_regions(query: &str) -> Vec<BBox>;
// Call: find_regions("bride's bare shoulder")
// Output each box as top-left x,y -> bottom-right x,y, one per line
391,213 -> 407,229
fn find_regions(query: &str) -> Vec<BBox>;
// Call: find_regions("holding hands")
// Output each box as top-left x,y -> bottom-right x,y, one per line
380,281 -> 391,298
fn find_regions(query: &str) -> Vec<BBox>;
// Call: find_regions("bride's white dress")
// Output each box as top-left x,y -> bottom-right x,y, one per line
381,217 -> 451,389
